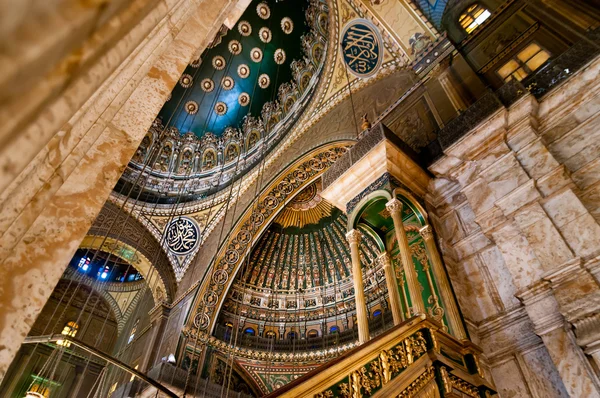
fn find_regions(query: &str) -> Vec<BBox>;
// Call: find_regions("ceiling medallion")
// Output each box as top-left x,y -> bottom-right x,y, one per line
281,17 -> 294,34
258,74 -> 270,89
201,78 -> 215,92
274,48 -> 286,65
228,40 -> 242,55
179,73 -> 193,88
185,100 -> 199,115
190,58 -> 202,68
238,92 -> 250,106
238,21 -> 252,36
237,64 -> 250,78
250,47 -> 263,63
221,76 -> 235,90
212,55 -> 226,70
259,27 -> 272,43
256,2 -> 270,19
215,102 -> 227,116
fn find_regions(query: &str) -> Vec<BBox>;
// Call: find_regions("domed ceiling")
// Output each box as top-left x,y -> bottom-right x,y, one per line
218,181 -> 387,324
120,0 -> 329,202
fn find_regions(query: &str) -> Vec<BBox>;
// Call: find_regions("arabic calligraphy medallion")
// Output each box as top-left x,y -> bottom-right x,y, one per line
166,217 -> 199,255
340,19 -> 383,78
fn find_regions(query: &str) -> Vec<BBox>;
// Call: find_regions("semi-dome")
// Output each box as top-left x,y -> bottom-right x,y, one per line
215,180 -> 390,340
118,0 -> 329,203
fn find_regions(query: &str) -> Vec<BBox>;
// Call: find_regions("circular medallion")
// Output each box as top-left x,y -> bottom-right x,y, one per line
212,55 -> 226,70
340,19 -> 383,78
250,47 -> 263,63
212,269 -> 229,285
184,100 -> 199,115
228,40 -> 242,55
258,74 -> 270,88
238,20 -> 252,36
194,313 -> 210,329
238,92 -> 250,106
274,48 -> 286,64
225,249 -> 240,264
201,78 -> 215,92
215,101 -> 227,116
257,2 -> 270,19
264,195 -> 279,209
221,76 -> 234,90
203,291 -> 218,307
165,217 -> 199,254
237,230 -> 252,244
237,64 -> 250,78
179,73 -> 193,88
281,17 -> 294,34
259,27 -> 272,43
250,212 -> 265,226
190,58 -> 201,68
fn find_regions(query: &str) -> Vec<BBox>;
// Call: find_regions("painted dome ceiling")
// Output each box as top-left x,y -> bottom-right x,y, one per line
119,0 -> 329,202
217,181 -> 387,324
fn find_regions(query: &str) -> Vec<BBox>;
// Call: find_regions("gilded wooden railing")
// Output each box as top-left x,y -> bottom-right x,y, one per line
265,315 -> 496,398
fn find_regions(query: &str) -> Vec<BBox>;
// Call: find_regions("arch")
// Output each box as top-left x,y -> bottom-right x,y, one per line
347,189 -> 392,232
188,142 -> 353,334
88,201 -> 177,301
392,188 -> 428,226
224,143 -> 240,163
357,222 -> 385,253
202,148 -> 217,171
265,330 -> 277,339
246,130 -> 260,151
243,327 -> 255,336
307,329 -> 319,338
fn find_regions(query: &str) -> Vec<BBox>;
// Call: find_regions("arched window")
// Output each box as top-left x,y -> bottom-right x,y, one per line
244,327 -> 255,336
57,321 -> 78,347
265,330 -> 277,339
128,319 -> 139,344
459,4 -> 491,34
330,325 -> 340,334
307,329 -> 319,338
373,309 -> 382,317
288,331 -> 297,340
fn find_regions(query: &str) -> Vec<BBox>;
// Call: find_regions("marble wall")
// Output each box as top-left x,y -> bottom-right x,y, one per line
427,56 -> 600,397
0,0 -> 250,380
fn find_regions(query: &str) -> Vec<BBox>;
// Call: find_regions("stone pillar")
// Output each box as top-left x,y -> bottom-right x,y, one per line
143,303 -> 171,372
346,229 -> 370,344
419,225 -> 467,339
520,284 -> 600,398
378,252 -> 403,325
386,199 -> 425,315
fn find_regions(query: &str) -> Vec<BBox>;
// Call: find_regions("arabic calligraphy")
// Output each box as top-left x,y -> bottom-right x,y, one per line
166,217 -> 199,255
341,20 -> 382,77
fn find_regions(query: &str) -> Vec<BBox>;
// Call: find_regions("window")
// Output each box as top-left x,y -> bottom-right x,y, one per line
57,321 -> 78,347
77,256 -> 90,272
459,4 -> 491,34
128,319 -> 139,344
373,310 -> 382,317
288,331 -> 297,340
244,327 -> 255,336
307,329 -> 319,338
497,43 -> 551,82
265,330 -> 276,339
330,325 -> 340,334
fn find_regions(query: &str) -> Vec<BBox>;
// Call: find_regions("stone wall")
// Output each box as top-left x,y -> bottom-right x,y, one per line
0,0 -> 250,380
426,56 -> 600,397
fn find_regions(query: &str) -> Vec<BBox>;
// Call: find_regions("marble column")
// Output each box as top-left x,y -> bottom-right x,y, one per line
346,229 -> 370,344
143,303 -> 170,372
378,252 -> 403,325
386,199 -> 425,315
419,225 -> 467,339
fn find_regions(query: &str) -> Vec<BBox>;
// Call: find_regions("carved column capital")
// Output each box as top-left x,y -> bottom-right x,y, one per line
346,229 -> 362,245
385,198 -> 403,214
377,252 -> 392,269
419,225 -> 433,241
